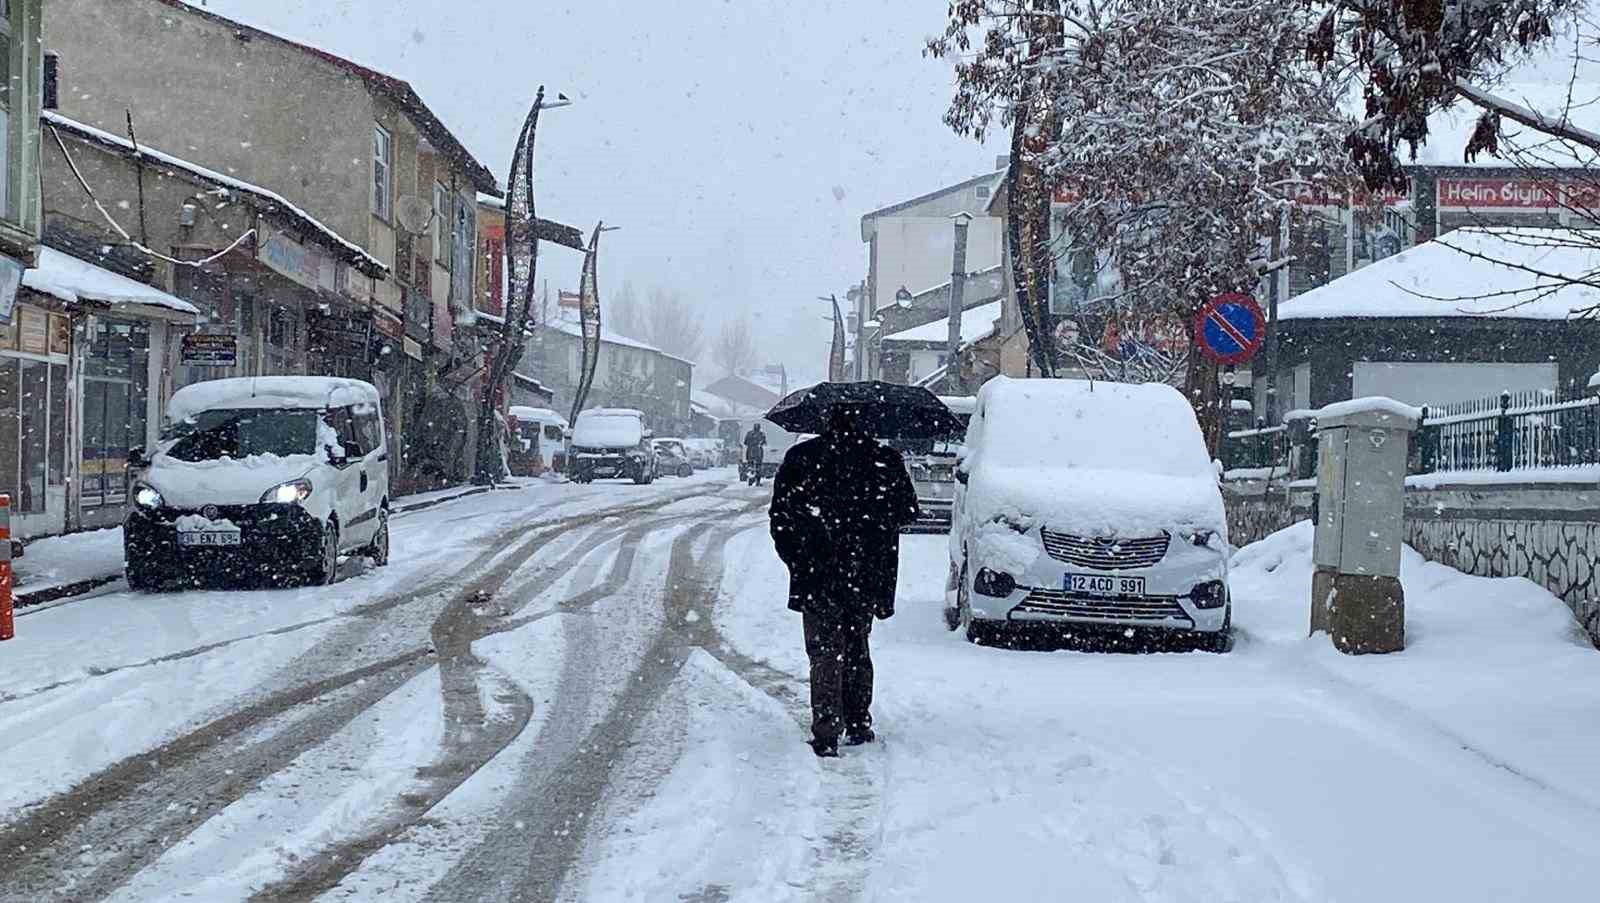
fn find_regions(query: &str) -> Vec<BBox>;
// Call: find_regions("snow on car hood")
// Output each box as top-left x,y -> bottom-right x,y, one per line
968,465 -> 1226,538
144,452 -> 320,507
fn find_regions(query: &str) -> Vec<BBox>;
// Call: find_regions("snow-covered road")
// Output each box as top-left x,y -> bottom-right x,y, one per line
4,477 -> 1599,902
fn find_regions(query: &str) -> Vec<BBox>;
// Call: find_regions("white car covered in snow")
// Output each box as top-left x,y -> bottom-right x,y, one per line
124,376 -> 391,589
946,377 -> 1230,649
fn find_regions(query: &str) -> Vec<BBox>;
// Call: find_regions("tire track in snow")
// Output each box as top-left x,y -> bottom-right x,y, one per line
415,500 -> 768,903
0,489 -> 728,903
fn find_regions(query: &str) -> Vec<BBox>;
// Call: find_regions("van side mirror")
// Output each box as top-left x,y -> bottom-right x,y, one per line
128,446 -> 148,468
325,444 -> 349,467
955,468 -> 969,485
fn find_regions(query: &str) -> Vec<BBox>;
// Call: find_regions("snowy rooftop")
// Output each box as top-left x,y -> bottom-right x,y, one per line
546,313 -> 696,368
45,112 -> 387,276
1415,82 -> 1600,169
1278,228 -> 1600,321
883,300 -> 1003,344
24,247 -> 200,318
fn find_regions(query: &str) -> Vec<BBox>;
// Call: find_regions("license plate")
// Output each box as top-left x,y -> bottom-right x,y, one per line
594,467 -> 615,475
179,531 -> 242,547
1065,573 -> 1144,596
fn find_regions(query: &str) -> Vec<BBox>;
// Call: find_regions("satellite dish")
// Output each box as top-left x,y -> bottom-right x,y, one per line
395,195 -> 435,234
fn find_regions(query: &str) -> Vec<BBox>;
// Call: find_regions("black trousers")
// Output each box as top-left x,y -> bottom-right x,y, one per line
802,612 -> 873,743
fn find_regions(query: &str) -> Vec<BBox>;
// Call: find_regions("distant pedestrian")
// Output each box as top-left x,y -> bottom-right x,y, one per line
769,405 -> 918,757
743,423 -> 768,486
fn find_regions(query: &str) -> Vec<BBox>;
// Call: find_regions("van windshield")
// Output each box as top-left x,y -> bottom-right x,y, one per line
165,408 -> 321,462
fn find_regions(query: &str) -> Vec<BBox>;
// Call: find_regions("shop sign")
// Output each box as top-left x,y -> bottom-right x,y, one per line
258,224 -> 334,292
373,305 -> 403,339
403,336 -> 423,360
0,255 -> 22,326
1436,178 -> 1560,210
181,333 -> 238,366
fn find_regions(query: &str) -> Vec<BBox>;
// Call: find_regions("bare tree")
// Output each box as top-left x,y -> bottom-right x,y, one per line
712,315 -> 759,375
609,280 -> 644,339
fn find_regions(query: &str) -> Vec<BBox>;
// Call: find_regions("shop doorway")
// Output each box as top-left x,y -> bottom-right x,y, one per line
80,318 -> 150,528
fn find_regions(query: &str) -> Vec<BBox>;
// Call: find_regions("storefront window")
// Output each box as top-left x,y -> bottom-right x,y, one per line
81,318 -> 149,522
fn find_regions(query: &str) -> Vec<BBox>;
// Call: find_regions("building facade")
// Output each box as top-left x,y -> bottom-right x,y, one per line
44,0 -> 501,494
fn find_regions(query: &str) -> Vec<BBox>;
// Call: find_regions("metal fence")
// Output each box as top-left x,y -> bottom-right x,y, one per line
1223,388 -> 1600,477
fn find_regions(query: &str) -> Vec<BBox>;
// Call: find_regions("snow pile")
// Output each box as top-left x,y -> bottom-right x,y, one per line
23,247 -> 200,316
963,377 -> 1225,536
572,409 -> 644,448
167,376 -> 381,423
1313,395 -> 1423,424
174,514 -> 241,533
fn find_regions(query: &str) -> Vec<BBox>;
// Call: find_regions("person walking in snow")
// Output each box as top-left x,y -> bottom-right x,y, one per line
743,423 -> 768,486
769,405 -> 918,758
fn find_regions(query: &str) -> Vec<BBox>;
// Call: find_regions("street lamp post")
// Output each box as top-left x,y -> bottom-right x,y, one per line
947,211 -> 973,393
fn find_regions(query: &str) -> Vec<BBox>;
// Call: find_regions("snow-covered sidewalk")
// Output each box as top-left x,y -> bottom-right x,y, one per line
571,520 -> 1600,903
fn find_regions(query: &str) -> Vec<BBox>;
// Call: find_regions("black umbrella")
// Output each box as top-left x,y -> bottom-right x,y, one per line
764,380 -> 966,440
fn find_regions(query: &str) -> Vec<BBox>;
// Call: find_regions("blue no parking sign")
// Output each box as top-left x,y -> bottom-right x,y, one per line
1193,292 -> 1265,366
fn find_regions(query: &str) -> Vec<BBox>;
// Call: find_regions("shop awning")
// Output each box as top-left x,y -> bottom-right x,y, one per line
23,247 -> 200,320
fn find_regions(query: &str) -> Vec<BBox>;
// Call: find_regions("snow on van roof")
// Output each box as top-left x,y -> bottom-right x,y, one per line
508,406 -> 567,425
168,377 -> 380,423
966,377 -> 1224,535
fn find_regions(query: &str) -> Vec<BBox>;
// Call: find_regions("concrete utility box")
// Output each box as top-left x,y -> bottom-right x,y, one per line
1309,398 -> 1418,654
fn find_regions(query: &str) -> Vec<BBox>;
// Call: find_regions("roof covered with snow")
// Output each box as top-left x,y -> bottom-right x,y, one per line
883,300 -> 1003,344
508,406 -> 566,426
1278,228 -> 1600,321
45,112 -> 387,276
546,315 -> 696,367
167,376 -> 381,423
1415,83 -> 1600,170
23,247 -> 200,317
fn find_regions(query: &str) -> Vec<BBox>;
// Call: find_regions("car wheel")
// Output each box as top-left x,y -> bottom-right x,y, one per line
310,521 -> 339,586
679,464 -> 693,478
943,559 -> 963,631
1200,629 -> 1233,653
366,509 -> 390,567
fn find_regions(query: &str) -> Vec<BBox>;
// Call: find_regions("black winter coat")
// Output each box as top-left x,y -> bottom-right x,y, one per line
769,431 -> 919,620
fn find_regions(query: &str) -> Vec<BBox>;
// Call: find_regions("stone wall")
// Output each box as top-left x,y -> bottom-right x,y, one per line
1404,481 -> 1600,642
1223,476 -> 1600,644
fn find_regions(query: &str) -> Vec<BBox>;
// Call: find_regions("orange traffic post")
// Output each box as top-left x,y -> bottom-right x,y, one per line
0,493 -> 12,641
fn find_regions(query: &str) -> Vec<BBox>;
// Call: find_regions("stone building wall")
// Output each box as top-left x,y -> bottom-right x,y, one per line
1223,476 -> 1600,644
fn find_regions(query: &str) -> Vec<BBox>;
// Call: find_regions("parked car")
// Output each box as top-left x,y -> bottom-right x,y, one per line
124,376 -> 391,590
683,437 -> 721,469
899,395 -> 975,533
946,377 -> 1230,650
652,438 -> 696,477
570,408 -> 657,484
508,406 -> 568,476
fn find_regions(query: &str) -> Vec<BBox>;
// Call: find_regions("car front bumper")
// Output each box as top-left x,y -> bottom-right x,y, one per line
125,503 -> 325,585
966,531 -> 1228,633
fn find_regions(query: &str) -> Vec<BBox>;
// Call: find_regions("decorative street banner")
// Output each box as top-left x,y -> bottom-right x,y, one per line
1192,292 -> 1265,366
569,222 -> 605,425
180,333 -> 238,366
828,293 -> 846,382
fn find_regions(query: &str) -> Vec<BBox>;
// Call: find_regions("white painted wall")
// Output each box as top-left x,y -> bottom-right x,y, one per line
871,216 -> 1003,313
1352,361 -> 1558,406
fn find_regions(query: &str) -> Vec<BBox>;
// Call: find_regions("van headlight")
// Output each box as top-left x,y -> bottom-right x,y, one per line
1189,580 -> 1228,609
133,483 -> 164,510
260,478 -> 313,505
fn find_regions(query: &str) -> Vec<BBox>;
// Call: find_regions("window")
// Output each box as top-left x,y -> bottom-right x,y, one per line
433,182 -> 449,264
355,407 -> 384,454
372,124 -> 392,221
451,193 -> 475,306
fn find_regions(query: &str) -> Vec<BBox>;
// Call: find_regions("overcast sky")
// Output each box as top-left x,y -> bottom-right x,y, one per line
189,0 -> 1001,384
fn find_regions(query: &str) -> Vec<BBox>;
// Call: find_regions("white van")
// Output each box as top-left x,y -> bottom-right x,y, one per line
124,376 -> 391,589
508,406 -> 569,476
570,408 -> 657,484
947,377 -> 1230,650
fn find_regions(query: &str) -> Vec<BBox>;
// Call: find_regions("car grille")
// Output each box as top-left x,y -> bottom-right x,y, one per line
1040,528 -> 1169,570
1011,589 -> 1192,624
